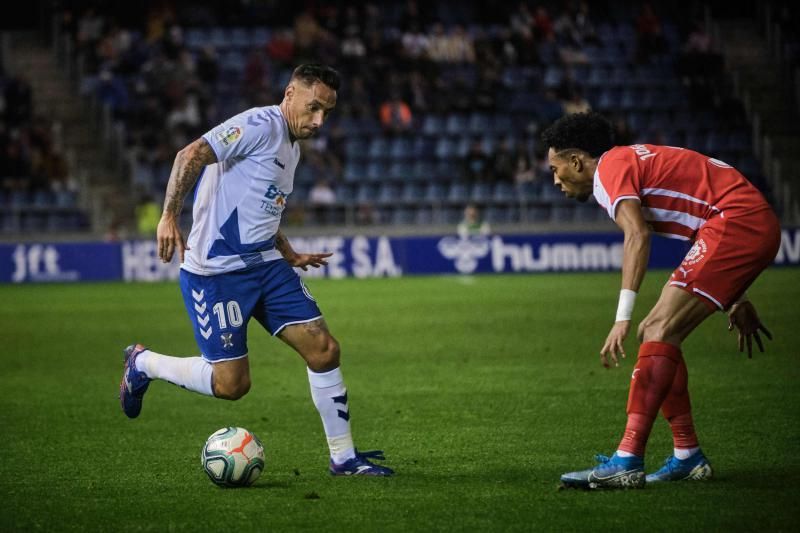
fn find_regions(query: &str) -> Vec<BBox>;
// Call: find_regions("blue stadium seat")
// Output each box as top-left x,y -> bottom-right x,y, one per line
422,115 -> 444,137
470,182 -> 492,202
435,161 -> 459,180
493,182 -> 515,202
185,28 -> 206,50
365,161 -> 388,181
492,114 -> 513,136
424,182 -> 447,201
435,138 -> 457,160
468,112 -> 490,136
345,138 -> 368,161
367,138 -> 389,160
388,162 -> 413,181
392,207 -> 416,225
230,27 -> 249,50
401,182 -> 425,202
411,160 -> 436,182
343,162 -> 365,183
445,115 -> 468,137
411,137 -> 435,159
543,65 -> 563,89
251,27 -> 270,46
389,137 -> 413,160
356,183 -> 377,202
209,28 -> 228,50
377,182 -> 401,203
448,183 -> 470,202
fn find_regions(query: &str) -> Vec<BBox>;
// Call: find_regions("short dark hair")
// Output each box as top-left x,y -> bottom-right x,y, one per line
540,112 -> 615,158
291,64 -> 341,91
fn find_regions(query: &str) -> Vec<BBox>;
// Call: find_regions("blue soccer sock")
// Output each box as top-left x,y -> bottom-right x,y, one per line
307,367 -> 356,464
136,349 -> 214,397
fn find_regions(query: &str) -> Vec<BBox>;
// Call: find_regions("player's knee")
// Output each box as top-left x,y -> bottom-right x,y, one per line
213,375 -> 251,400
305,335 -> 340,372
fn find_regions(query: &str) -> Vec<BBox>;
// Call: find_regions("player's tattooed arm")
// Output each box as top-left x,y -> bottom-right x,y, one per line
162,138 -> 217,218
157,138 -> 217,263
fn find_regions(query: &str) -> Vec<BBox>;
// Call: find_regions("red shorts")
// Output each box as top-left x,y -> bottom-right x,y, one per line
669,207 -> 781,311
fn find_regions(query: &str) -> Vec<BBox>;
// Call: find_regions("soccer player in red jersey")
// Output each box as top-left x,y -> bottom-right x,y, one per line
542,112 -> 781,489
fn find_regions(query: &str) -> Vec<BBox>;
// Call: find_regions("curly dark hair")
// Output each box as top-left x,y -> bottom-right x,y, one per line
540,112 -> 615,158
291,64 -> 341,91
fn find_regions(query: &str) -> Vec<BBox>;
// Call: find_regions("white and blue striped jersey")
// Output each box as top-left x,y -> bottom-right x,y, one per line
182,105 -> 300,275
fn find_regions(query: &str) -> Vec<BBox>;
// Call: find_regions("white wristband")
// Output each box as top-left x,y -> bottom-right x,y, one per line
615,289 -> 637,322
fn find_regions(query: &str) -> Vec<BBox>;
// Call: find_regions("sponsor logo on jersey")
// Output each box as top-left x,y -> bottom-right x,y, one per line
216,126 -> 243,146
260,184 -> 288,216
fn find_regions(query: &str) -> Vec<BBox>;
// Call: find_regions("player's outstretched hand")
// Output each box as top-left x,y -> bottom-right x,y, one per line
157,215 -> 189,263
600,321 -> 630,369
727,300 -> 772,358
288,252 -> 333,271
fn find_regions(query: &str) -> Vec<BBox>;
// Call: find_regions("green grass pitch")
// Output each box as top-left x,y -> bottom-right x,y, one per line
1,269 -> 799,531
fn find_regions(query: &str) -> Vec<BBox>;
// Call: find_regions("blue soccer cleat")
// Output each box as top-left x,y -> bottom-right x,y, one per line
330,450 -> 394,477
119,343 -> 151,419
646,451 -> 713,483
560,453 -> 645,490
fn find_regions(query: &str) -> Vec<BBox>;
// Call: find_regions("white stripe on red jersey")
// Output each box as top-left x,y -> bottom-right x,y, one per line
593,144 -> 771,241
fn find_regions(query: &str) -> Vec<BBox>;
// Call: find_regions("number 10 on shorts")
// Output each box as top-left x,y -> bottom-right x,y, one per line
212,300 -> 243,329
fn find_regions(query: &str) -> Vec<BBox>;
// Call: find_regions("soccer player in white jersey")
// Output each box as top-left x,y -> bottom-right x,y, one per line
119,64 -> 393,476
540,112 -> 780,489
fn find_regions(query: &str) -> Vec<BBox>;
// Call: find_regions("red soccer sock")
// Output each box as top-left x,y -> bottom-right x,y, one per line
617,341 -> 683,457
661,357 -> 699,449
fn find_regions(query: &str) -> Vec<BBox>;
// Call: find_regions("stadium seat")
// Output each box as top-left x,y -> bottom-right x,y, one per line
423,182 -> 447,202
435,138 -> 457,160
422,115 -> 444,137
388,161 -> 413,181
343,162 -> 365,183
468,112 -> 490,136
445,115 -> 468,137
368,138 -> 390,160
401,182 -> 425,202
345,138 -> 368,161
389,137 -> 413,160
366,161 -> 388,182
448,183 -> 470,202
411,160 -> 436,182
470,182 -> 492,202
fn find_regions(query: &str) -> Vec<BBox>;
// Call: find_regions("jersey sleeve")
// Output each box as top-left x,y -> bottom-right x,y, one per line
595,155 -> 641,220
202,108 -> 274,162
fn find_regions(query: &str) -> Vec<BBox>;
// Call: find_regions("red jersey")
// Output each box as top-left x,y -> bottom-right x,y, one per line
593,144 -> 772,241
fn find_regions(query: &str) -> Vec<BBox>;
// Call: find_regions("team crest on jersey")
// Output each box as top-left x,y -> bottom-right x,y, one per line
683,238 -> 707,266
216,126 -> 243,146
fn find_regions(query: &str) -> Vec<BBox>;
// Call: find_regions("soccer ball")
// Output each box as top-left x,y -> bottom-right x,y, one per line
201,427 -> 265,487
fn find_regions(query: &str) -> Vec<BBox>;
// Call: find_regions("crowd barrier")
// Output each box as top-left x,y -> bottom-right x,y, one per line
2,228 -> 798,283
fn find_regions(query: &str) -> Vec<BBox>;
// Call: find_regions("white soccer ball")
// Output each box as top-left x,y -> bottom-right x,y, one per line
201,427 -> 265,487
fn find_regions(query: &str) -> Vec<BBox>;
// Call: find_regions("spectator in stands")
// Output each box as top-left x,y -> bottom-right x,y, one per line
513,143 -> 538,192
634,3 -> 667,64
309,177 -> 337,206
136,194 -> 161,237
3,74 -> 33,127
379,92 -> 413,134
561,86 -> 592,115
612,115 -> 636,145
462,138 -> 492,183
490,138 -> 516,183
457,203 -> 491,238
356,201 -> 379,225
